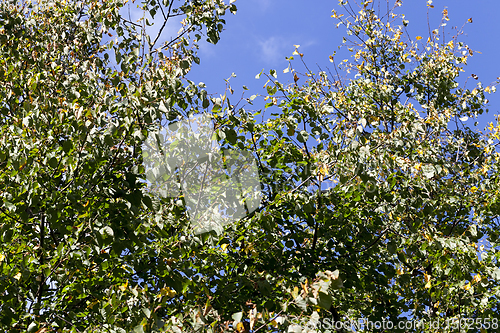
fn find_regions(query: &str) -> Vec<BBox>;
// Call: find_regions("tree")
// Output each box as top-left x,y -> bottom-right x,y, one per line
229,1 -> 500,331
0,0 -> 236,331
1,0 -> 499,332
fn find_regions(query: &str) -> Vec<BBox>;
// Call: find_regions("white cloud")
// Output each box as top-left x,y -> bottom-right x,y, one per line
199,41 -> 217,58
256,0 -> 272,11
257,36 -> 287,65
256,36 -> 317,65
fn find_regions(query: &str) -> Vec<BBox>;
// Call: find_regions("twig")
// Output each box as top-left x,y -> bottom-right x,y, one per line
253,309 -> 285,333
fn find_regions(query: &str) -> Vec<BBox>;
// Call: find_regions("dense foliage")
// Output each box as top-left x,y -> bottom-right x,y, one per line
1,0 -> 499,332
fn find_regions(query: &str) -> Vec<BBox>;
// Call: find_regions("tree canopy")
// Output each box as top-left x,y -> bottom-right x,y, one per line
1,0 -> 499,332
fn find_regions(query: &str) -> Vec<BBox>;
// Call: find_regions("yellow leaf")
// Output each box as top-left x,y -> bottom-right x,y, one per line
470,186 -> 478,193
416,36 -> 423,40
331,11 -> 344,19
442,9 -> 449,21
424,272 -> 432,289
14,272 -> 21,280
236,322 -> 245,332
119,280 -> 128,292
292,286 -> 299,298
0,253 -> 5,262
221,243 -> 228,252
463,282 -> 471,290
244,243 -> 255,254
160,287 -> 177,298
302,279 -> 309,294
473,274 -> 481,284
19,160 -> 27,171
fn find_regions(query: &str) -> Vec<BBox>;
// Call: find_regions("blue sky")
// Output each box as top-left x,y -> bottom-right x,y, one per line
185,0 -> 500,129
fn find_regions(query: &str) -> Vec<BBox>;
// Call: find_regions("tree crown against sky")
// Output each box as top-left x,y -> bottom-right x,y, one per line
0,0 -> 500,332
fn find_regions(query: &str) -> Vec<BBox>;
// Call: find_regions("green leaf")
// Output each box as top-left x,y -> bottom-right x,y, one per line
48,157 -> 58,168
224,128 -> 237,144
297,130 -> 309,143
101,226 -> 114,238
159,101 -> 169,113
202,98 -> 210,108
142,308 -> 151,318
317,292 -> 332,310
330,270 -> 343,289
27,323 -> 38,332
492,268 -> 500,280
421,164 -> 435,179
62,140 -> 73,153
232,311 -> 243,323
388,241 -> 396,254
4,202 -> 16,212
133,325 -> 144,333
295,295 -> 307,311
